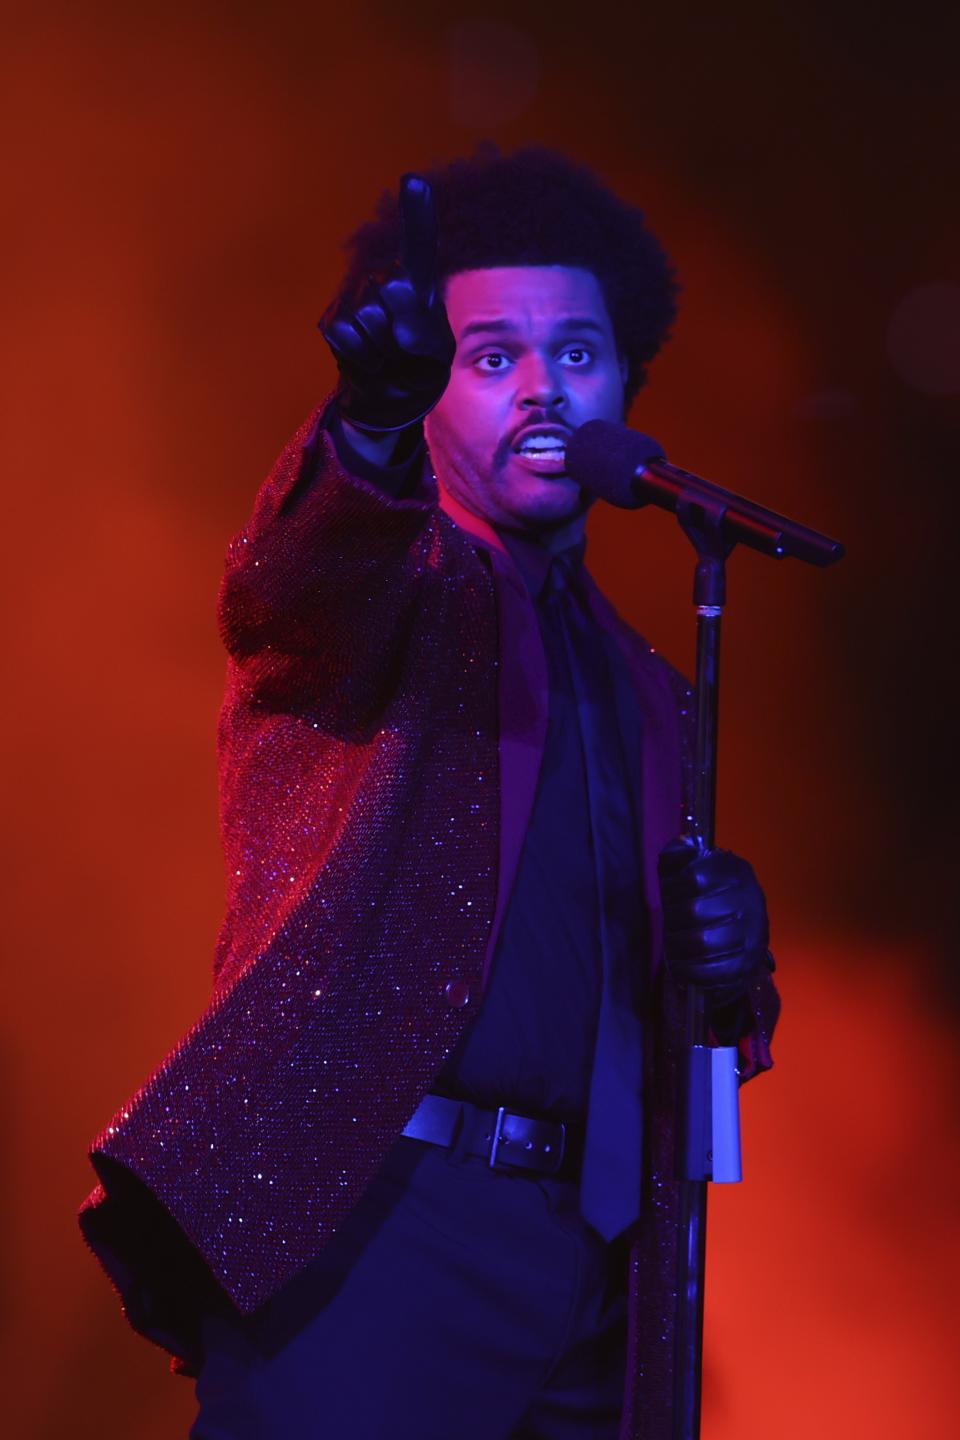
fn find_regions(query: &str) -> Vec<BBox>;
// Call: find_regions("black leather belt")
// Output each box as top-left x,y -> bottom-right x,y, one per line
401,1092 -> 584,1180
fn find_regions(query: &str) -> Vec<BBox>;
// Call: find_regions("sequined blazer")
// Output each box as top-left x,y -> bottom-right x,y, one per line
80,403 -> 779,1438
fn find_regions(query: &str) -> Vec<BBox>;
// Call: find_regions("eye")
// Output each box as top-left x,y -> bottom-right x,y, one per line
475,352 -> 512,372
561,346 -> 593,366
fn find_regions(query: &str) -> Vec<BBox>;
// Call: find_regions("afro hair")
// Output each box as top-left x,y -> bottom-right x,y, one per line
337,143 -> 680,404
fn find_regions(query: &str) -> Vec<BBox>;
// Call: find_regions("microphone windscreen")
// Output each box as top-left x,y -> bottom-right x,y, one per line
566,420 -> 666,508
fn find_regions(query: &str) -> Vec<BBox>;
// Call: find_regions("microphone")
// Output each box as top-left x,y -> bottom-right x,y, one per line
566,420 -> 844,566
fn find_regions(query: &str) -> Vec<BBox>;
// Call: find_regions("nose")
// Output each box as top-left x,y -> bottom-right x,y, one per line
517,352 -> 566,410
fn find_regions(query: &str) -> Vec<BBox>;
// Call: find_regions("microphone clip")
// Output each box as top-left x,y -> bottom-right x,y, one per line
675,489 -> 736,609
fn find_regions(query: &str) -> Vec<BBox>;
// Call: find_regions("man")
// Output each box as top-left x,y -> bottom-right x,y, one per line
80,146 -> 778,1439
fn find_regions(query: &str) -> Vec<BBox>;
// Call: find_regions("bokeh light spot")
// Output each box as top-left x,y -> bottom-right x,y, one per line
886,282 -> 960,395
444,19 -> 541,129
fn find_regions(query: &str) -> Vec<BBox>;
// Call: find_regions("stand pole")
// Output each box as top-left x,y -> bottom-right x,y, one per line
672,501 -> 732,1440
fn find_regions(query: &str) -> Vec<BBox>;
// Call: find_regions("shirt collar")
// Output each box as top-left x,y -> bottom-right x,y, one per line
499,529 -> 588,601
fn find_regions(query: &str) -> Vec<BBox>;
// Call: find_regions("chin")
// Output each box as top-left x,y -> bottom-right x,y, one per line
513,480 -> 583,518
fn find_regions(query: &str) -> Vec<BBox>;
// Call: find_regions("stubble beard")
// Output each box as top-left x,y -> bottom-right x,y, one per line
427,425 -> 587,538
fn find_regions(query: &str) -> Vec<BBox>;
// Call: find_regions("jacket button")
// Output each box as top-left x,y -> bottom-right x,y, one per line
444,979 -> 471,1008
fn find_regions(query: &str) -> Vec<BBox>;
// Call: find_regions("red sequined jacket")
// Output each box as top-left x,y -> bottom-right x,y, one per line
80,403 -> 778,1438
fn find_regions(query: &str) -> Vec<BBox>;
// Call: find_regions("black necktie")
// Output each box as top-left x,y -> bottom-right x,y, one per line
541,553 -> 645,1241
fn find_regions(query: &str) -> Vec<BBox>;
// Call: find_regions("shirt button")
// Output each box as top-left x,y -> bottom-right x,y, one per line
444,979 -> 471,1008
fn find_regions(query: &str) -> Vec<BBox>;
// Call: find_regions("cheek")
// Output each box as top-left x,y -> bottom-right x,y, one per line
432,372 -> 474,438
433,374 -> 502,447
585,364 -> 626,407
574,374 -> 625,425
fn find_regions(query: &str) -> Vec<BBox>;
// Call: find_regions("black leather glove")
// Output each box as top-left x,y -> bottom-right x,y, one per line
658,833 -> 773,1040
319,174 -> 456,434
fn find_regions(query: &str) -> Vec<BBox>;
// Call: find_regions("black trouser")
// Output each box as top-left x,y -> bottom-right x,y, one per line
191,1132 -> 629,1439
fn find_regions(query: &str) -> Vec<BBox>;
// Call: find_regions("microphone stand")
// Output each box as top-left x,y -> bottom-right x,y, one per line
665,478 -> 844,1438
672,491 -> 735,1440
564,418 -> 845,1436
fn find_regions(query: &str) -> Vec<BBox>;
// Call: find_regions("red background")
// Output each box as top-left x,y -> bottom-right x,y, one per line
5,2 -> 958,1435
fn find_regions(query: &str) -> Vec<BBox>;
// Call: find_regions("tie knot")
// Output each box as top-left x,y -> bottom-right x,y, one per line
541,547 -> 584,606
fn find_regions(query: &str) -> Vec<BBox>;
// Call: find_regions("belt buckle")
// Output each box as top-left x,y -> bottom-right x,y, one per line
488,1107 -> 566,1176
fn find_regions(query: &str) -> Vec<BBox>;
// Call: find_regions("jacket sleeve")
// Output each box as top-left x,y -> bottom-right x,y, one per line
217,400 -> 438,716
736,961 -> 780,1082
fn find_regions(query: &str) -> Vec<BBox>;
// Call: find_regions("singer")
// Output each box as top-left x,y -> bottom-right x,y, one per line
80,145 -> 779,1440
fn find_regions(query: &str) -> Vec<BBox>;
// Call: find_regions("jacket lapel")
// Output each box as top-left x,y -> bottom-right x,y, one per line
437,486 -> 548,991
437,483 -> 684,987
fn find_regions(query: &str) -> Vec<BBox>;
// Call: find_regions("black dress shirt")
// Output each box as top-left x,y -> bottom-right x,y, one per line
436,530 -> 643,1124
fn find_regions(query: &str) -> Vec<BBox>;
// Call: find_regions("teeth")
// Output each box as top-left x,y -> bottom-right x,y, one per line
519,437 -> 565,453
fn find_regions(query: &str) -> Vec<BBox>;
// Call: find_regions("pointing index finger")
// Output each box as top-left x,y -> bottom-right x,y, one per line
399,173 -> 439,301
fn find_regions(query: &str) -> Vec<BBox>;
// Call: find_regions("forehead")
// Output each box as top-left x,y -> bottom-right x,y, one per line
442,266 -> 613,337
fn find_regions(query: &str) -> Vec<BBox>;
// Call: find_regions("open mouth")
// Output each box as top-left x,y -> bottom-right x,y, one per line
512,430 -> 570,474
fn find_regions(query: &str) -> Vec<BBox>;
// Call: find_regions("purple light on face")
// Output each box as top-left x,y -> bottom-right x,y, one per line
886,283 -> 960,396
445,20 -> 541,129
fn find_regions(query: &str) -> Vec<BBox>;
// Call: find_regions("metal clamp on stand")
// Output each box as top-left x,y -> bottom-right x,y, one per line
684,1045 -> 742,1184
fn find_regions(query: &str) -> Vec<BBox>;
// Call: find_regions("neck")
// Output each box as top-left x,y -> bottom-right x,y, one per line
498,513 -> 588,555
435,478 -> 587,556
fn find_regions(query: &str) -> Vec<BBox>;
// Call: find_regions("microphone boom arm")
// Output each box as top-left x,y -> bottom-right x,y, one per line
640,458 -> 844,565
565,418 -> 845,568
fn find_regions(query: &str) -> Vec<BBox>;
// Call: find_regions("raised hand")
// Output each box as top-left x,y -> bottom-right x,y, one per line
319,174 -> 456,434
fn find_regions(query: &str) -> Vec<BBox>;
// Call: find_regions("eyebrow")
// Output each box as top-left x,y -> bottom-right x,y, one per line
459,316 -> 608,342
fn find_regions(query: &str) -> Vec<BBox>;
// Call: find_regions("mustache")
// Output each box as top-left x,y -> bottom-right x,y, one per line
494,408 -> 571,470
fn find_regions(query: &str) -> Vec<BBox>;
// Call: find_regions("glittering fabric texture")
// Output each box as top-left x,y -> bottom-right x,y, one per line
78,403 -> 779,1439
